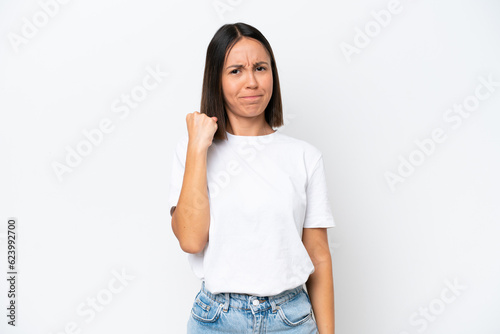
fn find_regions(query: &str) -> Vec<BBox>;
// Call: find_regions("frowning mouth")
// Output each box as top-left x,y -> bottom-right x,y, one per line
240,95 -> 262,100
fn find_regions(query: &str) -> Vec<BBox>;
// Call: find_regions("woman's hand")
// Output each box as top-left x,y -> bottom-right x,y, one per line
186,111 -> 218,151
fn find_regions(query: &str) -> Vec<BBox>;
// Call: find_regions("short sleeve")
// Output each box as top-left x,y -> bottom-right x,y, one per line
303,155 -> 336,228
168,135 -> 188,214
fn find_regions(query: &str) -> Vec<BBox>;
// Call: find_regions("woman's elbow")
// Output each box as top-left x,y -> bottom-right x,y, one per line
179,239 -> 207,254
308,246 -> 333,267
171,209 -> 208,254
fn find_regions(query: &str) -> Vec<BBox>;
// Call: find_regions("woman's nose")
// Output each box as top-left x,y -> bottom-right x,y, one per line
246,72 -> 258,88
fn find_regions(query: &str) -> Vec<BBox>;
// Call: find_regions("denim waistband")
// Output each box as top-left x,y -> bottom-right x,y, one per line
199,280 -> 306,313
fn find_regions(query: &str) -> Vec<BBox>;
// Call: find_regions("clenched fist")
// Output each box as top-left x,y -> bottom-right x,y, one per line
186,111 -> 218,151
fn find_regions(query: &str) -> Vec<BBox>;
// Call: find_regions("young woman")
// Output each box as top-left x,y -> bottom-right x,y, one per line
169,22 -> 336,333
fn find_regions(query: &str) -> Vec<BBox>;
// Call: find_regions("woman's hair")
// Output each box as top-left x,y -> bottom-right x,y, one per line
200,22 -> 283,141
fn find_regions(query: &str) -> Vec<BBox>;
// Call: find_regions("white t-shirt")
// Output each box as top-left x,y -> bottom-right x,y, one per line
168,129 -> 335,296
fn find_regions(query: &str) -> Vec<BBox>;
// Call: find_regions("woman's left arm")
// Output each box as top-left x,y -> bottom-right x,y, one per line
303,227 -> 335,334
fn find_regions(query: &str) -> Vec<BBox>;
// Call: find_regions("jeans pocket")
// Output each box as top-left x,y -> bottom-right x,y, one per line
277,290 -> 313,326
190,291 -> 223,323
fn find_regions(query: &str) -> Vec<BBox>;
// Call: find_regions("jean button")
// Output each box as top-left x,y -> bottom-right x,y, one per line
252,299 -> 259,306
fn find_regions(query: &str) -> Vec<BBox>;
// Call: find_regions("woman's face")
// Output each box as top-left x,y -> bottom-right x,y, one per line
221,37 -> 273,120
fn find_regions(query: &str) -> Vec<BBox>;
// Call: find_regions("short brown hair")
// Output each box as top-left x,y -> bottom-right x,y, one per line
200,22 -> 283,141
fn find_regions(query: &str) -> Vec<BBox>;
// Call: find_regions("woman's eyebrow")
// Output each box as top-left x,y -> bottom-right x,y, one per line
225,61 -> 269,70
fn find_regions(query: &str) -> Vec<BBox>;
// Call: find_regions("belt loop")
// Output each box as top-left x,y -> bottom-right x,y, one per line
223,293 -> 230,312
270,299 -> 278,313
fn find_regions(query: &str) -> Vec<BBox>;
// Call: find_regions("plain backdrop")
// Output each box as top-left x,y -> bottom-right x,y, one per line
1,0 -> 499,333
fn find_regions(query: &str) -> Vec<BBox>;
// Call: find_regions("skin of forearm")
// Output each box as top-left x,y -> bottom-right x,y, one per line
306,259 -> 335,334
171,142 -> 211,253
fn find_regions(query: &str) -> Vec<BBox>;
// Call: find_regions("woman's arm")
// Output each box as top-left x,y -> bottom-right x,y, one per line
303,228 -> 335,334
171,112 -> 217,254
171,143 -> 210,254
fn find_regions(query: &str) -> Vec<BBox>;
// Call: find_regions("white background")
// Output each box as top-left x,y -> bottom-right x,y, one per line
1,0 -> 499,333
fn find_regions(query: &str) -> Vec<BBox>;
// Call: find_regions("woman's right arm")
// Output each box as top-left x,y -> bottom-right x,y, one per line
171,112 -> 218,254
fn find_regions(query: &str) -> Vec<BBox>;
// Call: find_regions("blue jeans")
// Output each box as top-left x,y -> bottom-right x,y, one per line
187,280 -> 319,333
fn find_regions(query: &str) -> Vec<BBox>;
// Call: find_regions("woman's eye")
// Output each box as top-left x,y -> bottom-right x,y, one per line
230,69 -> 240,74
256,66 -> 266,71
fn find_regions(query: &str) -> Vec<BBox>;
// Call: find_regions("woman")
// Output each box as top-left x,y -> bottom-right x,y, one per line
169,22 -> 335,333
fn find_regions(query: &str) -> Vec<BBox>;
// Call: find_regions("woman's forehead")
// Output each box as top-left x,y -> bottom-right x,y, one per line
225,37 -> 270,64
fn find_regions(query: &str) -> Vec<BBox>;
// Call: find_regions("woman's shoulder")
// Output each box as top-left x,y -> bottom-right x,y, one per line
275,130 -> 323,159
